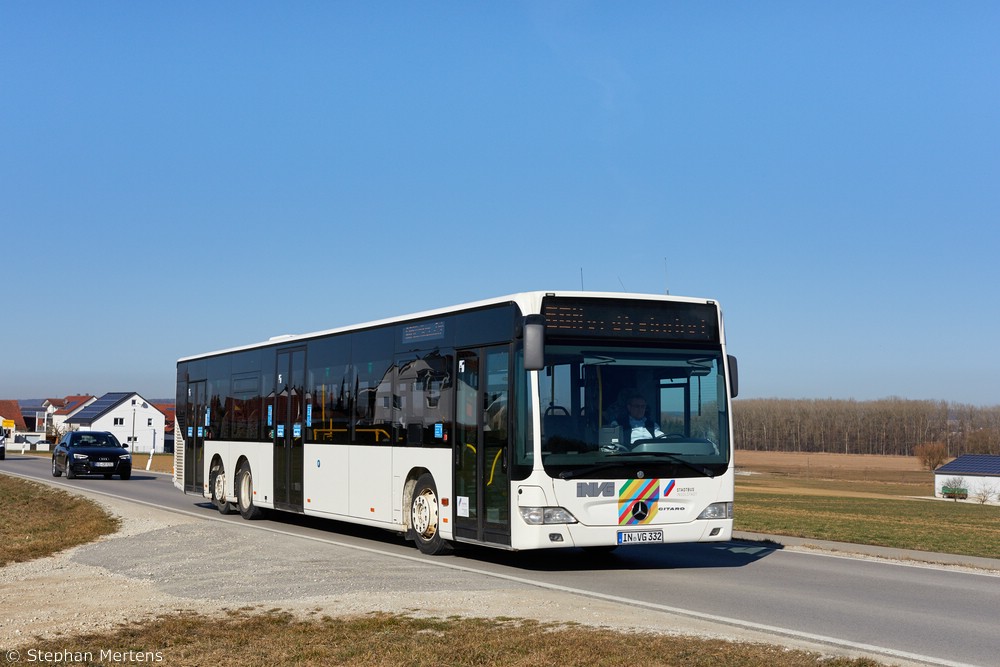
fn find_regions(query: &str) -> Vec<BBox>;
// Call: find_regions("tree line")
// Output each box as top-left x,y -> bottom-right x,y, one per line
733,398 -> 1000,457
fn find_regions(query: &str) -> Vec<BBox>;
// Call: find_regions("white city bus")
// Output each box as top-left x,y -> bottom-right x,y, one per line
173,291 -> 738,554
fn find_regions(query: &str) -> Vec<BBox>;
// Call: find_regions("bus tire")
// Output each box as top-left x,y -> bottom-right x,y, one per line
210,461 -> 234,514
409,473 -> 451,555
236,464 -> 264,520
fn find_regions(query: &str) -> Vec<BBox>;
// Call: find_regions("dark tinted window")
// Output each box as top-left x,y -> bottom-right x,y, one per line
353,328 -> 394,444
206,356 -> 231,441
455,305 -> 517,347
395,349 -> 454,447
308,335 -> 352,444
229,372 -> 262,440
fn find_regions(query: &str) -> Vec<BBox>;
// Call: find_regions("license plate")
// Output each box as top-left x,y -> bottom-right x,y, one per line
617,529 -> 664,545
93,462 -> 114,468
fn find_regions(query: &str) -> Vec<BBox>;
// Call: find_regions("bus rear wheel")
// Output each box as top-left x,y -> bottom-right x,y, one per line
236,465 -> 264,520
210,462 -> 234,515
409,473 -> 451,555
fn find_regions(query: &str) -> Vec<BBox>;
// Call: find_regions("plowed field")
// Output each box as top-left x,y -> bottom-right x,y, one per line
735,450 -> 933,497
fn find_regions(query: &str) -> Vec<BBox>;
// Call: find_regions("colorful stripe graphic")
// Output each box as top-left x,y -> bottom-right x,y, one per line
618,478 -> 660,525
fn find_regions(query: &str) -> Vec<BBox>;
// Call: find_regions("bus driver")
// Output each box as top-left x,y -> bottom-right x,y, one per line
617,389 -> 664,448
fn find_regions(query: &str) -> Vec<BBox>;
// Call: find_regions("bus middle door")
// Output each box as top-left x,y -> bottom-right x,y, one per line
454,346 -> 511,547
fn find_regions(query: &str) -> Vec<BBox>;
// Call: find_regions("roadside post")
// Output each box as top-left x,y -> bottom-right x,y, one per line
146,429 -> 156,471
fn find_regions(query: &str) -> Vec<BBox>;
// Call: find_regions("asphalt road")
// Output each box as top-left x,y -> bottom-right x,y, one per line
3,453 -> 998,667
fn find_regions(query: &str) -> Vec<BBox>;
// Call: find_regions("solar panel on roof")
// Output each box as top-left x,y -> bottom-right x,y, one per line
65,392 -> 133,423
935,455 -> 1000,476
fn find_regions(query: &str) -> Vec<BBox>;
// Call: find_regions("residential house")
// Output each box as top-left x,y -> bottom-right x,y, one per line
18,399 -> 47,431
20,395 -> 97,437
51,395 -> 97,433
0,399 -> 28,440
152,402 -> 176,453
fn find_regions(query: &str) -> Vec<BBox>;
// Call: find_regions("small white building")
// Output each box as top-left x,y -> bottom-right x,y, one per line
64,392 -> 167,453
933,455 -> 1000,503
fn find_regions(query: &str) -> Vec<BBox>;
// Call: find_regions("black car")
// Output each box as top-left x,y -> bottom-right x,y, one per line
52,431 -> 132,480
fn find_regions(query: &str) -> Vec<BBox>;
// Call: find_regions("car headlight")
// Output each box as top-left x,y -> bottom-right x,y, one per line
119,454 -> 131,461
518,507 -> 578,525
72,453 -> 89,460
697,502 -> 733,520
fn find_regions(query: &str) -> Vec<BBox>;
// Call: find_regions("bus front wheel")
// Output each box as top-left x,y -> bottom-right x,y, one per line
409,473 -> 451,555
236,465 -> 264,520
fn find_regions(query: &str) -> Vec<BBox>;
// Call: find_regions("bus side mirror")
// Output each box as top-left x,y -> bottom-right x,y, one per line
523,315 -> 546,371
727,355 -> 739,398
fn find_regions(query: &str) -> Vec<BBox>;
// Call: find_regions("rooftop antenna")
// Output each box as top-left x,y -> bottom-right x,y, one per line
664,257 -> 670,294
618,276 -> 627,292
580,267 -> 584,290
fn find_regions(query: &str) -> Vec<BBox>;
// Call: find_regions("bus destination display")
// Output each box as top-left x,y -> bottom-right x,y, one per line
542,297 -> 719,342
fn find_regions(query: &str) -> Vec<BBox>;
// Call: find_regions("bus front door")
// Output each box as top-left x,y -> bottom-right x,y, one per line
454,346 -> 511,546
183,380 -> 206,495
272,347 -> 306,512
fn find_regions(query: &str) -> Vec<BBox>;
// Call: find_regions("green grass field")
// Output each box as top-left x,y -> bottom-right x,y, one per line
735,491 -> 1000,558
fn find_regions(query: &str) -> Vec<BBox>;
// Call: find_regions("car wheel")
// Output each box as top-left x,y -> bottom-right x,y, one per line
409,473 -> 451,555
236,465 -> 263,520
66,461 -> 77,479
51,457 -> 62,477
120,470 -> 131,480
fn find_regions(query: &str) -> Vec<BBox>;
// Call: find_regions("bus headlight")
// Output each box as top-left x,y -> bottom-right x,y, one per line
519,507 -> 578,525
697,502 -> 733,520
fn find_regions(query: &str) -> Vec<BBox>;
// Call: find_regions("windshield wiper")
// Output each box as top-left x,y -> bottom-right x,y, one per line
558,462 -> 626,480
601,451 -> 716,478
557,452 -> 716,480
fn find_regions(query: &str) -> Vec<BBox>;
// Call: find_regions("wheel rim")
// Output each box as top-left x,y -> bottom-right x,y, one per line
412,488 -> 438,540
214,471 -> 226,503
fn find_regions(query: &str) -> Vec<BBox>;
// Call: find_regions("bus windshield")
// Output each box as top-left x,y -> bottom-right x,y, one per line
538,344 -> 731,479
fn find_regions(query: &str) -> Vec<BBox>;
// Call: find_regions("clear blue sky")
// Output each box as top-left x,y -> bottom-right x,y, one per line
2,2 -> 998,405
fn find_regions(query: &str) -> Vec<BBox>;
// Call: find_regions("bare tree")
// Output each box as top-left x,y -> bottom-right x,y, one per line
971,481 -> 997,505
734,398 -> 999,456
914,442 -> 948,470
965,428 -> 1000,455
941,476 -> 968,500
45,422 -> 66,446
